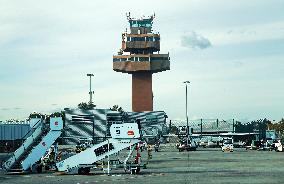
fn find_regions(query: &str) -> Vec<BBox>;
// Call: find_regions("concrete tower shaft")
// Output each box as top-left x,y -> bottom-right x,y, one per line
132,72 -> 153,112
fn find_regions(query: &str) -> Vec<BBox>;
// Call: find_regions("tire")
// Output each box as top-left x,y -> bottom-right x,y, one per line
84,168 -> 90,174
36,165 -> 43,173
78,167 -> 90,175
136,167 -> 140,174
78,168 -> 83,175
131,167 -> 140,174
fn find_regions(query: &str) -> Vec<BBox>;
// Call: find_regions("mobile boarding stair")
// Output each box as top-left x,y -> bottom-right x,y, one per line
2,117 -> 63,172
56,123 -> 141,174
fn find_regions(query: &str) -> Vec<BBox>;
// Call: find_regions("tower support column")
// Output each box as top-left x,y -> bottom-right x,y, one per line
132,72 -> 153,112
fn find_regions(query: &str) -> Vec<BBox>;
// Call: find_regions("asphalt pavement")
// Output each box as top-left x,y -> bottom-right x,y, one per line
1,147 -> 284,184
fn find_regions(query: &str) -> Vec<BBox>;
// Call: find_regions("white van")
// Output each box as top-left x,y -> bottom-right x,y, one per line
222,138 -> 234,152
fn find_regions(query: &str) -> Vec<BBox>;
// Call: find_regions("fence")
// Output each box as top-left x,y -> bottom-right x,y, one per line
169,119 -> 235,134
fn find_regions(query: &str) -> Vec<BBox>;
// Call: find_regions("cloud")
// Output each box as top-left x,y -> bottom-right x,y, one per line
207,21 -> 284,46
233,60 -> 244,67
1,0 -> 284,121
181,31 -> 212,49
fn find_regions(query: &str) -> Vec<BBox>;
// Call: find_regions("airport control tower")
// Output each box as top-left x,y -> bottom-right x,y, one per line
113,13 -> 170,112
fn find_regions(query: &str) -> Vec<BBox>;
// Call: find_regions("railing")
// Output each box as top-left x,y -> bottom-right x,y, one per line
113,54 -> 169,62
21,119 -> 42,140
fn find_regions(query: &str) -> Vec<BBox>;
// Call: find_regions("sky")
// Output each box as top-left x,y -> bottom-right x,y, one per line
0,0 -> 284,121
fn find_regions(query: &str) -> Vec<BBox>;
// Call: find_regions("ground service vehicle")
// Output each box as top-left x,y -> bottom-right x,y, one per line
222,138 -> 234,152
56,123 -> 142,174
177,137 -> 197,152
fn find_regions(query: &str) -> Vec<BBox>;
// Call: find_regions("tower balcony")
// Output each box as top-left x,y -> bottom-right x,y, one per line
113,53 -> 170,73
122,34 -> 160,52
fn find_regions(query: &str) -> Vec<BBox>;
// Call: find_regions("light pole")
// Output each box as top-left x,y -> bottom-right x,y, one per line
87,74 -> 94,104
183,81 -> 190,144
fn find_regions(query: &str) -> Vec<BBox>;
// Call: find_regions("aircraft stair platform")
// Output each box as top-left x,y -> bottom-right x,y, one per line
3,117 -> 63,171
56,123 -> 140,174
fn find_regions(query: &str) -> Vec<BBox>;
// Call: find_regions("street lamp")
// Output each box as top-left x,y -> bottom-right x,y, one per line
87,74 -> 94,104
183,81 -> 190,144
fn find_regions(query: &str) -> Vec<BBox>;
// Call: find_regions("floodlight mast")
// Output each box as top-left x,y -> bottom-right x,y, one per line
87,74 -> 94,104
183,81 -> 190,144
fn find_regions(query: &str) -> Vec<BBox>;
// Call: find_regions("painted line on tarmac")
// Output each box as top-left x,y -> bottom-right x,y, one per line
45,175 -> 55,177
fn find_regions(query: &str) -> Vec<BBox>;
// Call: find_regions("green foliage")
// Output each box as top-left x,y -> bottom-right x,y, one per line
110,105 -> 124,113
235,119 -> 270,133
29,112 -> 45,119
234,119 -> 270,139
169,125 -> 178,134
267,119 -> 284,132
78,102 -> 96,110
50,111 -> 64,117
110,105 -> 129,121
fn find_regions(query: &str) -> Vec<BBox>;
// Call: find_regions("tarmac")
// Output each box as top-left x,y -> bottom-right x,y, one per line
1,147 -> 284,184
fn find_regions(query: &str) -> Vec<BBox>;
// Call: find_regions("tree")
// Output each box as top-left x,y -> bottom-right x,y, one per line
50,111 -> 64,118
29,112 -> 45,119
78,102 -> 96,110
267,118 -> 284,134
110,105 -> 128,121
169,125 -> 178,134
110,105 -> 124,113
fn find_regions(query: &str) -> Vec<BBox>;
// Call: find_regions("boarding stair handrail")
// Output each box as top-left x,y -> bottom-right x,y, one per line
21,119 -> 42,141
